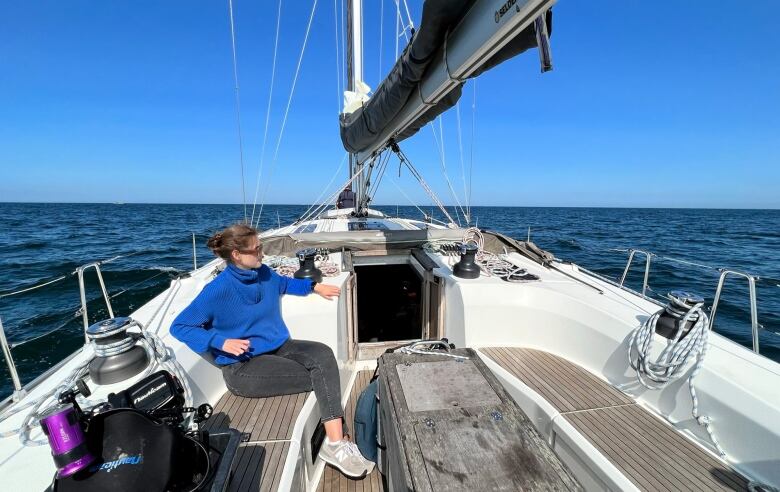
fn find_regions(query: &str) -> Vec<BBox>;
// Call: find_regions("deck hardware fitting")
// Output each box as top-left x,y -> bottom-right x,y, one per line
619,249 -> 653,297
76,262 -> 115,343
191,232 -> 198,270
710,269 -> 761,353
0,317 -> 25,402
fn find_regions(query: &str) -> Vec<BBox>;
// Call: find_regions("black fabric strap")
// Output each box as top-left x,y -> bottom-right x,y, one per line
53,442 -> 91,468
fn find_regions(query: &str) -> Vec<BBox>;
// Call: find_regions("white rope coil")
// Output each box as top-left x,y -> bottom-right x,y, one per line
423,228 -> 537,283
264,255 -> 340,279
628,295 -> 725,457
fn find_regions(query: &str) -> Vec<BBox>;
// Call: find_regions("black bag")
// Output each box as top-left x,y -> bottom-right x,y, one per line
54,408 -> 209,492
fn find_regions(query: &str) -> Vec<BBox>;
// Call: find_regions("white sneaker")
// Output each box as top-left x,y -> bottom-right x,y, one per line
319,437 -> 375,478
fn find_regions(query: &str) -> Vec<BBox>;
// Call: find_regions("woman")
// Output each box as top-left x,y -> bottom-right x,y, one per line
170,224 -> 372,478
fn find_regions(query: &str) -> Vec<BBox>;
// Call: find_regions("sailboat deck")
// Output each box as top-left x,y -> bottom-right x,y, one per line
201,391 -> 309,491
480,347 -> 749,492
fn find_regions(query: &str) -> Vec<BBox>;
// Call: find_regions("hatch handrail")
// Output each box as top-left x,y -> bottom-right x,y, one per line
710,269 -> 760,353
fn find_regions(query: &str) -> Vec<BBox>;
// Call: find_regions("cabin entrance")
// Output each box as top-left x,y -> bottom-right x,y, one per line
346,251 -> 443,360
355,264 -> 422,342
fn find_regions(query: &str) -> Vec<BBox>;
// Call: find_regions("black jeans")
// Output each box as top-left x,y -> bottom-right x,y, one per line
222,339 -> 344,424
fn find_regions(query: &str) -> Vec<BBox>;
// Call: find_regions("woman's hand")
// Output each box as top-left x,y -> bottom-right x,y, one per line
222,338 -> 250,356
313,283 -> 340,300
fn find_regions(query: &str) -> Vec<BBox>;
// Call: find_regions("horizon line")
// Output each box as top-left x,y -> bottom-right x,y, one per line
1,201 -> 778,211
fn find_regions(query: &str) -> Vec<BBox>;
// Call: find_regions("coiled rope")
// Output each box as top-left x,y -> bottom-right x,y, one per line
423,228 -> 538,282
263,254 -> 340,279
628,294 -> 725,457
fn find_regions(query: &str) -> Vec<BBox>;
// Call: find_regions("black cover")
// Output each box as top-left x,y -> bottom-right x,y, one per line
340,2 -> 551,154
54,409 -> 208,492
107,370 -> 186,413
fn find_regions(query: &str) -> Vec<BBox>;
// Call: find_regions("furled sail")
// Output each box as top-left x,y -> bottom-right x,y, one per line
340,0 -> 553,163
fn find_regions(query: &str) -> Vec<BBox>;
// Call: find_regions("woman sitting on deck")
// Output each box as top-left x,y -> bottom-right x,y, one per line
170,224 -> 373,478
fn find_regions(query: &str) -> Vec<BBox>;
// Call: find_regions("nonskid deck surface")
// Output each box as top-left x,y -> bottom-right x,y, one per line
480,347 -> 749,492
317,369 -> 384,492
201,391 -> 309,491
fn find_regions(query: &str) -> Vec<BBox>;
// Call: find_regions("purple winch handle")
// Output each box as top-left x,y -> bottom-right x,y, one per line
39,403 -> 95,477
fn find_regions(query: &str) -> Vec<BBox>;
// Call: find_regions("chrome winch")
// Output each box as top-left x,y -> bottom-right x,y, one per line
86,317 -> 150,385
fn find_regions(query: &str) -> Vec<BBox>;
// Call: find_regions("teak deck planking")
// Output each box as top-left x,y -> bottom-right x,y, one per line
480,347 -> 749,492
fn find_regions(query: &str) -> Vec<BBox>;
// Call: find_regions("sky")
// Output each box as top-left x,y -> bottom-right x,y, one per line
0,1 -> 778,208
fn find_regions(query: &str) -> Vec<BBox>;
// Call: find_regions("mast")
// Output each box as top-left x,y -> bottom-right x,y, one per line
346,0 -> 365,215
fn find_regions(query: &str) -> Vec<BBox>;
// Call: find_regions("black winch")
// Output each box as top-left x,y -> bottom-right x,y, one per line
294,248 -> 323,283
453,243 -> 480,279
654,290 -> 706,339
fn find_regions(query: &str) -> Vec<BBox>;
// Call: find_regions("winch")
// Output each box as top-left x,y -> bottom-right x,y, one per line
294,248 -> 323,283
654,290 -> 705,340
453,243 -> 480,279
86,317 -> 149,385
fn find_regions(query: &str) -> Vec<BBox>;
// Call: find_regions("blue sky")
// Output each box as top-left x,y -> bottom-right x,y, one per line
0,1 -> 778,208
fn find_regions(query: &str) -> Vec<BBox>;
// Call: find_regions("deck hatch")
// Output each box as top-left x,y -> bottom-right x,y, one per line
396,359 -> 501,412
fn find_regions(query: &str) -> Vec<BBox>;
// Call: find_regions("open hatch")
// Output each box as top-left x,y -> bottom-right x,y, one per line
345,250 -> 443,360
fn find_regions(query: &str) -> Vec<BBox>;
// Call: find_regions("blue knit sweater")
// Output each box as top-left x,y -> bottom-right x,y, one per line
170,263 -> 314,365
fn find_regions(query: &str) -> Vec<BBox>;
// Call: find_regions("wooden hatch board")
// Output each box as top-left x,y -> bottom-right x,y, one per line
317,369 -> 384,492
480,347 -> 749,492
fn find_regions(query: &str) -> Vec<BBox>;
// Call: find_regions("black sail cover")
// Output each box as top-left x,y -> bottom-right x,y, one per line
339,1 -> 551,154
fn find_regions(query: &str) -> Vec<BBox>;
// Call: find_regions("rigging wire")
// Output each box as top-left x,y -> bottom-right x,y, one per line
394,0 -> 400,59
392,143 -> 457,226
249,0 -> 283,227
468,80 -> 477,225
256,0 -> 319,225
400,0 -> 414,30
0,251 -> 145,299
455,101 -> 469,224
390,178 -> 429,220
7,267 -> 177,349
378,0 -> 384,84
367,150 -> 391,199
393,0 -> 411,44
295,153 -> 349,225
227,0 -> 248,223
340,0 -> 346,94
0,274 -> 71,299
429,118 -> 466,225
297,167 -> 365,224
333,0 -> 342,114
362,150 -> 390,203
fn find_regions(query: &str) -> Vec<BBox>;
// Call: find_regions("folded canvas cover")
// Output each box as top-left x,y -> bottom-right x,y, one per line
340,0 -> 552,156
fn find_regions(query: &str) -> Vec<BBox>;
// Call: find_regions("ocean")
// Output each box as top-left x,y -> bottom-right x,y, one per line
1,203 -> 779,401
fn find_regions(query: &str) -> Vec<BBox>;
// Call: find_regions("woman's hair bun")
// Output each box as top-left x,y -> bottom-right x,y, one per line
206,232 -> 223,250
207,224 -> 258,262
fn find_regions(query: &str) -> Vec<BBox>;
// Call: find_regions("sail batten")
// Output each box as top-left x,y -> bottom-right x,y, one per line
340,0 -> 554,163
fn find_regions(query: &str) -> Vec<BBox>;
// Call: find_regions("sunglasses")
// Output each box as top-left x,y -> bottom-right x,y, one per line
237,244 -> 263,255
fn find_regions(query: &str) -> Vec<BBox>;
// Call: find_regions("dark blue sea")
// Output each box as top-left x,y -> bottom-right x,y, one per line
1,203 -> 779,401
